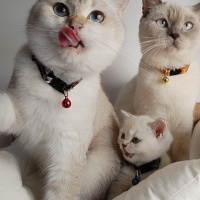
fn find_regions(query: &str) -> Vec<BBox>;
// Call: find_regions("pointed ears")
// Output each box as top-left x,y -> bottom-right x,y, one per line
115,0 -> 131,16
193,3 -> 200,15
121,110 -> 133,119
150,118 -> 167,138
142,0 -> 163,17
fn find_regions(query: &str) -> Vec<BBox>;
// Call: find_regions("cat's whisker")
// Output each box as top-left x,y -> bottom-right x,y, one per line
98,40 -> 121,53
141,44 -> 161,55
140,36 -> 158,39
26,25 -> 59,34
140,40 -> 161,48
138,67 -> 149,78
144,46 -> 161,68
140,39 -> 160,45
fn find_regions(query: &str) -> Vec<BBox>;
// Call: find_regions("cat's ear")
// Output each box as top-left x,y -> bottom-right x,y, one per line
193,3 -> 200,15
150,118 -> 167,138
116,0 -> 131,16
121,110 -> 132,119
142,0 -> 162,17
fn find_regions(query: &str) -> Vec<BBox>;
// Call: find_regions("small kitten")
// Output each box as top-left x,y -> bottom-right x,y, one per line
106,111 -> 173,200
0,0 -> 130,200
115,0 -> 200,161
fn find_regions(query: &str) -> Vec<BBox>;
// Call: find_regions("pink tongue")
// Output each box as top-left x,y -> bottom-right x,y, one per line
59,26 -> 81,48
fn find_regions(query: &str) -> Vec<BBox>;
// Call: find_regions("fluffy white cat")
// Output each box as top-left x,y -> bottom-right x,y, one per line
115,0 -> 200,161
106,111 -> 173,200
0,0 -> 130,199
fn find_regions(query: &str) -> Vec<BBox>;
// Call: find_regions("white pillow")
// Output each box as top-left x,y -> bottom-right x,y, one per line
113,159 -> 200,200
0,142 -> 41,200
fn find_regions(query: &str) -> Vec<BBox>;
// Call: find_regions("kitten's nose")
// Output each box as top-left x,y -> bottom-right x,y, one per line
169,32 -> 180,40
70,23 -> 83,31
122,144 -> 127,149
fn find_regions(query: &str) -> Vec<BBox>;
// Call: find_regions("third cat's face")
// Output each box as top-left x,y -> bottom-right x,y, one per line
118,116 -> 172,165
27,0 -> 125,76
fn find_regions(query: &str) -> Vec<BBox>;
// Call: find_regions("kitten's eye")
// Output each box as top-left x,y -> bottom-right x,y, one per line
156,19 -> 168,28
88,10 -> 104,23
121,133 -> 125,140
53,3 -> 70,17
183,22 -> 193,30
132,137 -> 140,144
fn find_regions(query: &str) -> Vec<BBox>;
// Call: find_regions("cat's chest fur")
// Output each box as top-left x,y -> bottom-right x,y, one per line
9,46 -> 99,155
132,61 -> 200,130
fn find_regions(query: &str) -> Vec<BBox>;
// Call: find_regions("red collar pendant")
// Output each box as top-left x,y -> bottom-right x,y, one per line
62,91 -> 71,109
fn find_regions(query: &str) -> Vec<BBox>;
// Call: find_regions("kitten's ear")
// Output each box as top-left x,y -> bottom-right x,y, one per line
121,110 -> 132,119
142,0 -> 162,17
193,3 -> 200,15
150,118 -> 167,138
116,0 -> 131,16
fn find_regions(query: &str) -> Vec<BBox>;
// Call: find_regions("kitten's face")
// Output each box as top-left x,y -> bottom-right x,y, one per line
27,0 -> 129,77
118,114 -> 173,165
140,1 -> 200,63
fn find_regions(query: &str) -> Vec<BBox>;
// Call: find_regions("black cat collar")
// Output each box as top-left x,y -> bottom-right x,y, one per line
32,55 -> 82,109
127,158 -> 161,186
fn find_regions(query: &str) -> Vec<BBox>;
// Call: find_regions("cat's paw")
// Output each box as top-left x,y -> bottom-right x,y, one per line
0,92 -> 16,132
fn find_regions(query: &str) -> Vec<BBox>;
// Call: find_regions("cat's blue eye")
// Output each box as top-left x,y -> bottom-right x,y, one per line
53,3 -> 70,17
183,22 -> 193,30
132,137 -> 140,144
88,10 -> 104,23
156,19 -> 168,28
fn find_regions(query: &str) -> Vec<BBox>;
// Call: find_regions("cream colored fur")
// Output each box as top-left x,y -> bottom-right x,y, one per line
115,1 -> 200,162
0,0 -> 130,199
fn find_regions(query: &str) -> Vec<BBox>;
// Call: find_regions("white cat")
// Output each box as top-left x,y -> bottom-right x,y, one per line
106,111 -> 173,200
115,0 -> 200,161
0,0 -> 130,199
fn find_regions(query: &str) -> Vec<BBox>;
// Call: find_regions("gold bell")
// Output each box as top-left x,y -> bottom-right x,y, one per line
162,76 -> 169,83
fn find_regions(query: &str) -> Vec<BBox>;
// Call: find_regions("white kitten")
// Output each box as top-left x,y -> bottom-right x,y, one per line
0,0 -> 130,199
107,111 -> 173,200
115,0 -> 200,161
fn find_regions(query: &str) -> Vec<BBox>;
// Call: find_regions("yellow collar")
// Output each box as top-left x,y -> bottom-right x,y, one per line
158,65 -> 189,83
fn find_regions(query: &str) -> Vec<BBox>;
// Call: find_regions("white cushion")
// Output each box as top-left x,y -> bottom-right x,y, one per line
113,159 -> 200,200
0,142 -> 41,200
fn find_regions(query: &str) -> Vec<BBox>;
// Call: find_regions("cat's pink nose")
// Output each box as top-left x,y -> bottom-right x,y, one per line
122,144 -> 127,149
70,23 -> 83,31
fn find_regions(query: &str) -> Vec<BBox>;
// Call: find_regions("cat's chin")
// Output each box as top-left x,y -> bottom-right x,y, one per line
123,151 -> 134,158
165,42 -> 181,54
65,43 -> 85,54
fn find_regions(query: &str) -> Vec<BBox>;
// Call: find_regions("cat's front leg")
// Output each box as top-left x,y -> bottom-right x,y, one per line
80,146 -> 120,200
0,92 -> 17,133
43,144 -> 86,200
106,165 -> 133,200
79,89 -> 121,200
